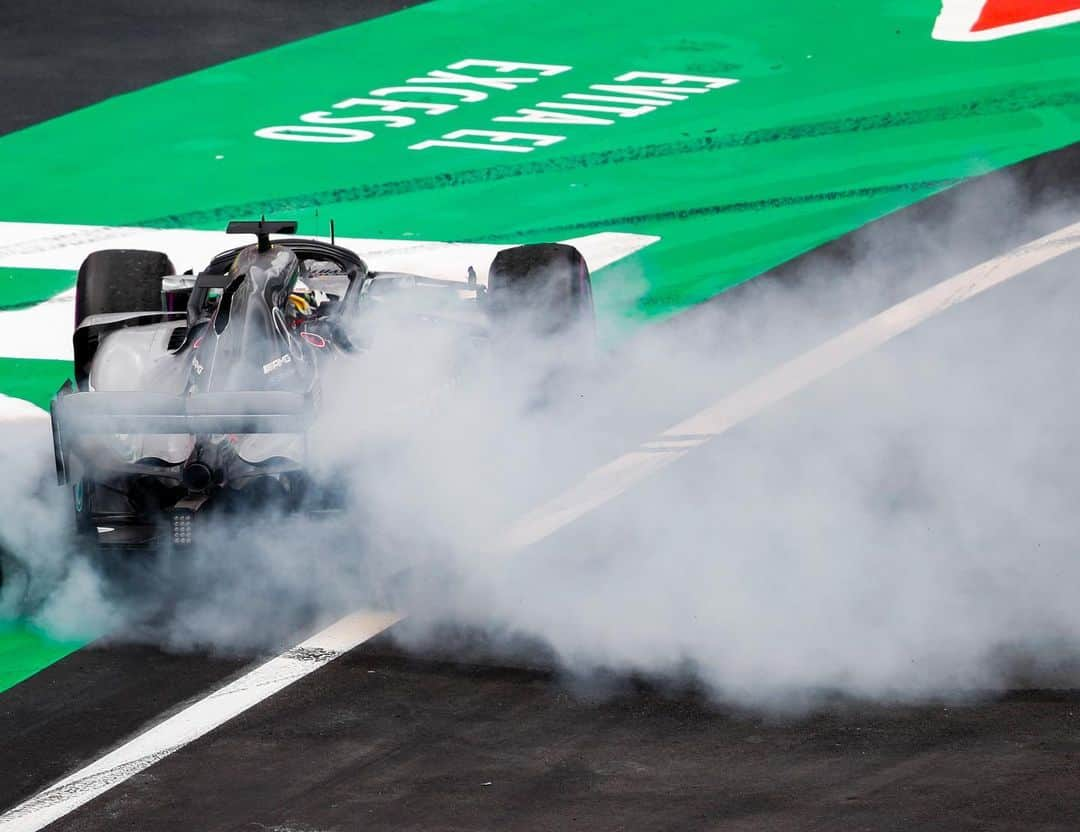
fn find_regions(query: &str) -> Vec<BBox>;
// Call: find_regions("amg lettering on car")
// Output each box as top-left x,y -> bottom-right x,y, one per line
254,59 -> 572,144
262,354 -> 292,374
411,71 -> 739,153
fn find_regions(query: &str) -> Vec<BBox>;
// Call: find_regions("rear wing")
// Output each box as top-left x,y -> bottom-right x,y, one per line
226,220 -> 298,253
51,389 -> 310,484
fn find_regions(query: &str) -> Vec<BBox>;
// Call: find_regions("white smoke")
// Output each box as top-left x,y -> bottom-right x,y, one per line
0,409 -> 117,637
3,172 -> 1079,710
320,174 -> 1080,709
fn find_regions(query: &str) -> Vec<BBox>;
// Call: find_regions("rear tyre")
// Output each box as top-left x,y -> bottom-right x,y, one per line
487,243 -> 594,337
75,249 -> 175,327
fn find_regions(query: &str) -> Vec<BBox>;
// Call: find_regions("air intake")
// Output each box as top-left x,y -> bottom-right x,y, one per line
167,326 -> 188,351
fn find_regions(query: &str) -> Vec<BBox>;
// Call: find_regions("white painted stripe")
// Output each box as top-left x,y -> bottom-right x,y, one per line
0,222 -> 659,361
502,220 -> 1080,550
0,222 -> 657,278
0,290 -> 76,361
559,232 -> 660,272
0,610 -> 401,832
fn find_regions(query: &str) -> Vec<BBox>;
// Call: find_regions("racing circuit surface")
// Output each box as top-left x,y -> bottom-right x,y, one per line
3,3 -> 1080,831
5,244 -> 1080,832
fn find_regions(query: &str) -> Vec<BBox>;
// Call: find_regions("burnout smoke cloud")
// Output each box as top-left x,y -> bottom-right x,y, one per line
3,172 -> 1079,711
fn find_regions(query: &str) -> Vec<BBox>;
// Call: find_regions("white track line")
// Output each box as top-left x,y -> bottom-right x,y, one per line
503,220 -> 1080,550
0,610 -> 401,832
0,221 -> 657,278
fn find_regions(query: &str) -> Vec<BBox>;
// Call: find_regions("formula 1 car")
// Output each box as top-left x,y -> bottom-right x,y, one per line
50,220 -> 594,550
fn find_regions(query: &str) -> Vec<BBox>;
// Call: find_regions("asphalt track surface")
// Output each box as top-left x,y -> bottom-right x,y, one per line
0,0 -> 430,138
3,5 -> 1080,830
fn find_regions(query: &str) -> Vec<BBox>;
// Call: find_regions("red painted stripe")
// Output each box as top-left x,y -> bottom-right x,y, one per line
971,0 -> 1080,31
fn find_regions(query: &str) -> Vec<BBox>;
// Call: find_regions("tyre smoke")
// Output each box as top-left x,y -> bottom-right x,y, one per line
3,172 -> 1080,711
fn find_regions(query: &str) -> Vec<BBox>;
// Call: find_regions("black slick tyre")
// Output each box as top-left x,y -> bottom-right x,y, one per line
74,249 -> 175,327
487,243 -> 594,337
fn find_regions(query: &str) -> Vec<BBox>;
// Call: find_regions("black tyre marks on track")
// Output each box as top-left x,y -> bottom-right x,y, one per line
0,643 -> 246,811
138,85 -> 1079,229
42,641 -> 1080,832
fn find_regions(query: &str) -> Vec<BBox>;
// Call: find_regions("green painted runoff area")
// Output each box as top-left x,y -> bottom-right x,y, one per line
0,358 -> 76,409
0,0 -> 1077,691
0,268 -> 75,310
0,621 -> 84,692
